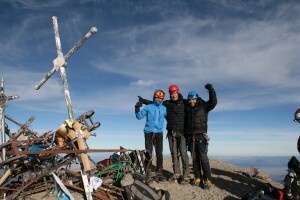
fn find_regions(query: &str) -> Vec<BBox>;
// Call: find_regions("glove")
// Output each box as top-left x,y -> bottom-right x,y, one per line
205,83 -> 213,90
135,101 -> 143,113
138,96 -> 144,102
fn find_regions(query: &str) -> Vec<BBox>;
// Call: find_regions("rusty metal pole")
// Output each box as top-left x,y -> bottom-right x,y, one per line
5,115 -> 36,139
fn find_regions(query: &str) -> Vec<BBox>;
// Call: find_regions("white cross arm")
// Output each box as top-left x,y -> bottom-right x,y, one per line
35,27 -> 98,90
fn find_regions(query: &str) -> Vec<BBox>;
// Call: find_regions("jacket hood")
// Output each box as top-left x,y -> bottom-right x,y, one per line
153,89 -> 165,106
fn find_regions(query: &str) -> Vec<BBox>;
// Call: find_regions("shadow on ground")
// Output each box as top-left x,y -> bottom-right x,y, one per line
211,167 -> 273,199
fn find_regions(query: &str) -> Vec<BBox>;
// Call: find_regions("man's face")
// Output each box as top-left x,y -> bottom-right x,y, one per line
188,99 -> 197,107
170,92 -> 178,101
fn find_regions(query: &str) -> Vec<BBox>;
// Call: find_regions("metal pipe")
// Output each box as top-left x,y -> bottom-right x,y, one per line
52,16 -> 74,121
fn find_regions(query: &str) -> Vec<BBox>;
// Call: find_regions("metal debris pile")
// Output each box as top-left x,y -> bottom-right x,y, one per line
0,16 -> 152,200
0,108 -> 147,199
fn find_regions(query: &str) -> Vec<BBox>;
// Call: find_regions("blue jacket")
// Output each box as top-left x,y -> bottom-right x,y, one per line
136,103 -> 167,134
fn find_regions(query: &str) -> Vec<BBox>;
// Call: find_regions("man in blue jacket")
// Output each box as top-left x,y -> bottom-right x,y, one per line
135,89 -> 167,175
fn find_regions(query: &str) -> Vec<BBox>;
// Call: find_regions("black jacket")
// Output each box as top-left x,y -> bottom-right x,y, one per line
163,93 -> 186,132
185,87 -> 217,135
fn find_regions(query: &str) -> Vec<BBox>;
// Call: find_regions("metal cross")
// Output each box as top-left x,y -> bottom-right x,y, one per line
5,115 -> 36,140
35,16 -> 97,121
0,77 -> 20,161
34,17 -> 97,200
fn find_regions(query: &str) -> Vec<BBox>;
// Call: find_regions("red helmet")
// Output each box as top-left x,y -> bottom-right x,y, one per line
169,84 -> 179,94
294,108 -> 300,122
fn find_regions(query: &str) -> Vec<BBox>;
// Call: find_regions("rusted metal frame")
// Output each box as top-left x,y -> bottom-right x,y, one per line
100,183 -> 125,199
37,152 -> 56,162
0,138 -> 49,165
0,137 -> 52,153
0,154 -> 74,191
4,115 -> 36,140
21,148 -> 128,155
76,110 -> 101,132
92,190 -> 112,200
16,176 -> 54,199
0,154 -> 27,167
21,181 -> 54,197
11,140 -> 21,157
0,168 -> 27,190
6,155 -> 75,200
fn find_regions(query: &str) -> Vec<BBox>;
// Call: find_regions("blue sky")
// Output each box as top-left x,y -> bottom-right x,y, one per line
1,0 -> 300,156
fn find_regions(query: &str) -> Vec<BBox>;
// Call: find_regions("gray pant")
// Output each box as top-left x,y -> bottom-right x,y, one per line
167,131 -> 190,177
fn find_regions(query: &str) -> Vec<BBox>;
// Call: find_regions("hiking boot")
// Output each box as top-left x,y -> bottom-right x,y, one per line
203,179 -> 211,190
191,178 -> 201,186
178,176 -> 190,184
170,174 -> 180,183
183,176 -> 190,184
155,169 -> 167,183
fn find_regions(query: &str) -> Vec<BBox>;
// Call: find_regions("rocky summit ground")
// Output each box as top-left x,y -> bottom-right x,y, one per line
150,157 -> 284,200
28,156 -> 284,200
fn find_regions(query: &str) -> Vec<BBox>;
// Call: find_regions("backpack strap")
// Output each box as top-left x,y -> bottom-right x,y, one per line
126,179 -> 162,200
135,179 -> 161,199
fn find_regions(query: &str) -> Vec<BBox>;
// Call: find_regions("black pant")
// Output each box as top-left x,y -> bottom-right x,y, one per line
144,133 -> 163,172
188,134 -> 211,180
167,131 -> 190,177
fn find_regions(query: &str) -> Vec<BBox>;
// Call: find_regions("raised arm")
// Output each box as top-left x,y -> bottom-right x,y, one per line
138,96 -> 153,105
204,83 -> 217,111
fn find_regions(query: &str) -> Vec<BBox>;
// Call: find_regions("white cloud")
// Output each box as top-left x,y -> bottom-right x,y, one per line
87,3 -> 300,112
130,79 -> 154,87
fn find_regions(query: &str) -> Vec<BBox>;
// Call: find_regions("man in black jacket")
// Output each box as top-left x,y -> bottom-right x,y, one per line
139,84 -> 190,183
185,84 -> 217,189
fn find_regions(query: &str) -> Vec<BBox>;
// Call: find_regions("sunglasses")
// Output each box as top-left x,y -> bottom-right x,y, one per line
154,91 -> 165,100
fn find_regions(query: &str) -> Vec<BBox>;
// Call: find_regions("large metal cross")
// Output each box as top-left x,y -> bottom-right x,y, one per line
0,77 -> 20,161
34,17 -> 97,200
35,16 -> 97,121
